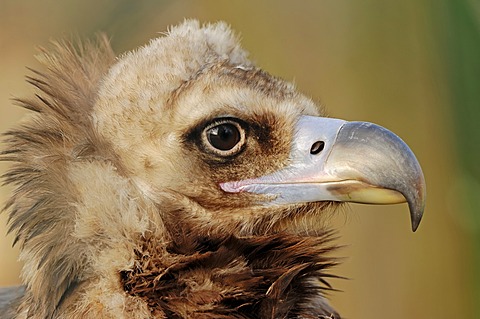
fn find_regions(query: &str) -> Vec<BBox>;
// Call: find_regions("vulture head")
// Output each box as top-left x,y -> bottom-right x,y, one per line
1,20 -> 425,318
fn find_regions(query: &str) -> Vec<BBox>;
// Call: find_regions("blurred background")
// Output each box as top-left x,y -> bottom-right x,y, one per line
0,0 -> 478,318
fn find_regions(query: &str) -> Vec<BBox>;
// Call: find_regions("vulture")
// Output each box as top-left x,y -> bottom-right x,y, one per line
0,20 -> 425,319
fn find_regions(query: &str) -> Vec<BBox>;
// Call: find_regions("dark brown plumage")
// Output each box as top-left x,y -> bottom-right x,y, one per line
0,20 -> 425,318
121,230 -> 340,318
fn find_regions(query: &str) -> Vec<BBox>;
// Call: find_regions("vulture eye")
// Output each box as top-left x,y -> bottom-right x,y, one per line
203,119 -> 246,156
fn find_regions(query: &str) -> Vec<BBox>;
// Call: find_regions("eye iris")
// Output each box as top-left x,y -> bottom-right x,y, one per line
207,123 -> 240,151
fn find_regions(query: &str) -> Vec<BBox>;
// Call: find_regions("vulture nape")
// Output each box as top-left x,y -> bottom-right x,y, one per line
0,20 -> 425,319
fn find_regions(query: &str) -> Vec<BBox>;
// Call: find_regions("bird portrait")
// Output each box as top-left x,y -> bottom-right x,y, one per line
0,20 -> 425,319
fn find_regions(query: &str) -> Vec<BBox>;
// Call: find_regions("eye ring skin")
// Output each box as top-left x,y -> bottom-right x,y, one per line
202,119 -> 246,157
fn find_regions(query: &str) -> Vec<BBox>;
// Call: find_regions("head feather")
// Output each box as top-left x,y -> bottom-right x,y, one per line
2,34 -> 116,317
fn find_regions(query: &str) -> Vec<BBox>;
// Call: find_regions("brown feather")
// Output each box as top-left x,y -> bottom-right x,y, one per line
1,34 -> 116,318
121,227 -> 341,319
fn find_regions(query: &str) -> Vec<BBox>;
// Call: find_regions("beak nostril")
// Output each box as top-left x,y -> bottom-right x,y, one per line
310,141 -> 325,155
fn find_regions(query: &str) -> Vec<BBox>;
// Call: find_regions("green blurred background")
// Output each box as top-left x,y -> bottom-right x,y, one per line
0,1 -> 478,318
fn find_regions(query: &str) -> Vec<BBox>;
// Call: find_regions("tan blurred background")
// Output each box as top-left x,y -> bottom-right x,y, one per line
0,1 -> 478,318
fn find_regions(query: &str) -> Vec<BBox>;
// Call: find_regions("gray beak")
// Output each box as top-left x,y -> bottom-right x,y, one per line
221,115 -> 426,231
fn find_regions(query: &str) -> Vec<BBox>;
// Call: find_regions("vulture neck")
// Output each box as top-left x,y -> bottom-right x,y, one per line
119,216 -> 342,318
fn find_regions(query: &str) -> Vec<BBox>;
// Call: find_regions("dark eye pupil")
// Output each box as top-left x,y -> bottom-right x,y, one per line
207,123 -> 240,151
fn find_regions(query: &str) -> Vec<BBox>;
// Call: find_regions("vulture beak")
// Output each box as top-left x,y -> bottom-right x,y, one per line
221,115 -> 426,231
